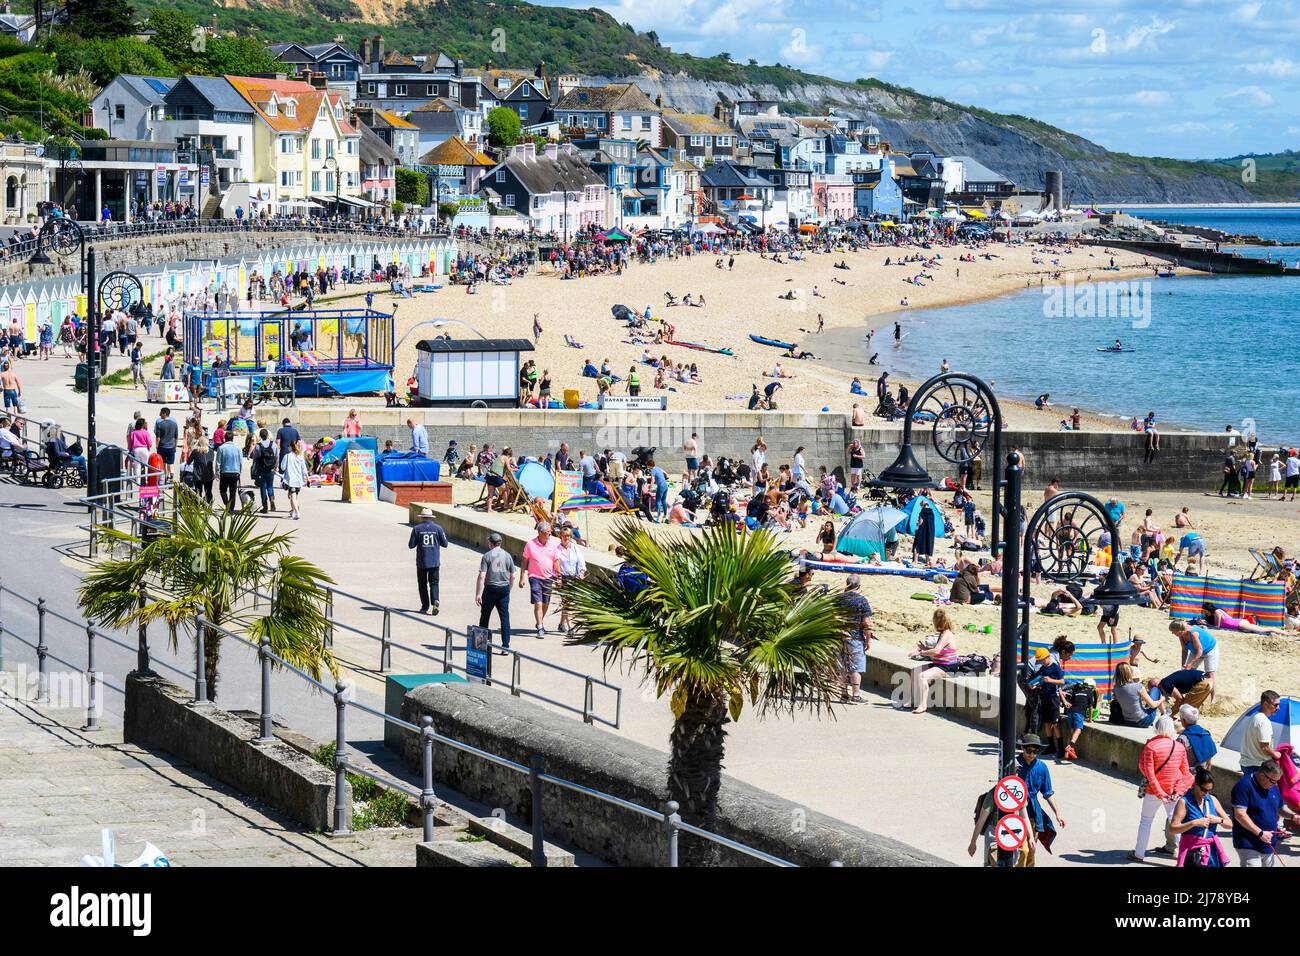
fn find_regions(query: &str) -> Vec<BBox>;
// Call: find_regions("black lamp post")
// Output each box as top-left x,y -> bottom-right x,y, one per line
872,372 -> 1142,865
324,157 -> 340,221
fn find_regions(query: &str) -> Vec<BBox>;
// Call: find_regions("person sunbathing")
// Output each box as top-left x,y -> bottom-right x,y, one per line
1201,602 -> 1279,634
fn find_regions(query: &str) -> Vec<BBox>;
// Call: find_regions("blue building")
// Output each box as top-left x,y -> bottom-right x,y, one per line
854,155 -> 903,219
573,136 -> 670,226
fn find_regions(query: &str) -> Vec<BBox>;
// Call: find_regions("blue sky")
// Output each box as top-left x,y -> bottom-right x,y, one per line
538,0 -> 1300,159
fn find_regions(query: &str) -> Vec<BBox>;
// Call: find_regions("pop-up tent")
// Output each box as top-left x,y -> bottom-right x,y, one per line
1222,696 -> 1300,752
836,506 -> 906,558
898,496 -> 947,538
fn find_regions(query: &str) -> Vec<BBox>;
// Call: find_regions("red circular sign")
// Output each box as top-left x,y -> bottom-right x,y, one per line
995,814 -> 1028,852
993,775 -> 1028,813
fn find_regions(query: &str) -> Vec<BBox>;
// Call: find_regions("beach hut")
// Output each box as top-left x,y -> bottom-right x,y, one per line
1222,696 -> 1300,752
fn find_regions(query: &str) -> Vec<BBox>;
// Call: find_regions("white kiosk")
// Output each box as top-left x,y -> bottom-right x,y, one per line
413,338 -> 535,407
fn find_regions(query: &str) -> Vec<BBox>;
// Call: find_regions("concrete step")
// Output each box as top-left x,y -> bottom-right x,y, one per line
467,815 -> 575,867
415,836 -> 527,867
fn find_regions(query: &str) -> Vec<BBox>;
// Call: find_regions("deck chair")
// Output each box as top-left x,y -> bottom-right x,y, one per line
529,496 -> 554,527
608,482 -> 639,516
497,468 -> 530,515
1247,548 -> 1278,580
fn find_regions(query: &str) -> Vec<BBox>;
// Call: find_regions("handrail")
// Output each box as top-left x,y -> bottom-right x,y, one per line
0,581 -> 805,866
188,612 -> 793,866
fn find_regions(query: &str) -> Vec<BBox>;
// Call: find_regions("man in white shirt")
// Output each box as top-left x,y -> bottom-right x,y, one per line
1286,451 -> 1300,503
406,418 -> 429,457
1240,691 -> 1282,771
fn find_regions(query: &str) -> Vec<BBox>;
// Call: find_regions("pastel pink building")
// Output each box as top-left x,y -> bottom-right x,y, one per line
813,175 -> 856,223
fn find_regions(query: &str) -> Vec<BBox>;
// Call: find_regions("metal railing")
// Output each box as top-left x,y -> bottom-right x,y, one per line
0,580 -> 799,866
69,471 -> 621,727
191,613 -> 794,866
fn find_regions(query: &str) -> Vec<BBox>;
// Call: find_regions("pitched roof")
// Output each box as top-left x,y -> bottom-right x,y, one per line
493,147 -> 604,196
115,75 -> 177,106
661,111 -> 731,136
173,76 -> 254,115
358,124 -> 398,165
419,135 -> 494,167
376,108 -> 418,129
410,97 -> 465,114
947,155 -> 1014,185
555,83 -> 656,112
700,161 -> 771,189
383,51 -> 419,68
226,76 -> 354,134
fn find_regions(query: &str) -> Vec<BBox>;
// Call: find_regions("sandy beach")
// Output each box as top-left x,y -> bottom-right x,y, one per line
327,238 -> 1160,429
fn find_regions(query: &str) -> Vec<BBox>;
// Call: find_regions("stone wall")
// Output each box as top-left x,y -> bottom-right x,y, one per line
291,408 -> 1226,490
398,681 -> 946,867
123,671 -> 347,832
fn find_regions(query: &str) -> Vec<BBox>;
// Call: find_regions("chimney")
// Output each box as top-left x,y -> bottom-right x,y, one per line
536,60 -> 547,80
360,36 -> 370,64
455,58 -> 464,77
210,14 -> 218,29
655,94 -> 663,108
333,34 -> 345,44
375,34 -> 384,68
544,142 -> 560,162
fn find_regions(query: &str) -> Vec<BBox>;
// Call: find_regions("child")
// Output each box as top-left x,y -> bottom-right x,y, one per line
442,439 -> 459,470
962,495 -> 976,537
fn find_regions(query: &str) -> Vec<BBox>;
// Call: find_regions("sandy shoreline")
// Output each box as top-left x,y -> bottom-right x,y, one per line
325,237 -> 1165,430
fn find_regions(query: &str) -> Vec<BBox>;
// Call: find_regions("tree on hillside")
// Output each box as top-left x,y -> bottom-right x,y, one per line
146,9 -> 202,74
486,106 -> 521,148
561,521 -> 851,865
201,35 -> 282,76
67,0 -> 136,40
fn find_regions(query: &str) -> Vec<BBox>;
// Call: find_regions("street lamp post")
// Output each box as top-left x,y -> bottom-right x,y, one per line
871,371 -> 1140,865
324,157 -> 340,221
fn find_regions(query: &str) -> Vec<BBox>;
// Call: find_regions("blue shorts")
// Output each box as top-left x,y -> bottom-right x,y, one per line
2,389 -> 16,408
528,576 -> 554,605
158,447 -> 175,465
686,457 -> 699,471
1067,711 -> 1085,731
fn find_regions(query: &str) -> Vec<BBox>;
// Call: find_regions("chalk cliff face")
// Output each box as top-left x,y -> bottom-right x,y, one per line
593,73 -> 1254,204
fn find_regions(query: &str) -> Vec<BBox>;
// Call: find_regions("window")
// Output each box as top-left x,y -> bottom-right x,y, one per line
114,104 -> 125,120
346,140 -> 355,155
689,136 -> 703,147
326,140 -> 335,159
280,137 -> 289,154
325,172 -> 334,192
716,136 -> 731,147
395,84 -> 408,96
367,83 -> 376,94
518,104 -> 529,119
621,115 -> 632,130
496,169 -> 505,182
266,100 -> 277,116
503,193 -> 515,207
640,115 -> 651,131
595,116 -> 605,129
311,139 -> 321,160
427,85 -> 435,96
284,99 -> 296,118
280,171 -> 291,186
330,63 -> 344,78
311,172 -> 321,192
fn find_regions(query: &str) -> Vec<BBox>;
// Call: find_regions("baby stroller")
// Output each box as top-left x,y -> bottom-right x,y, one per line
707,490 -> 732,526
630,447 -> 656,468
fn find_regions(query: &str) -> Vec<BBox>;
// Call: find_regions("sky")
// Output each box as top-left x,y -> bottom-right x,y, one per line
537,0 -> 1300,159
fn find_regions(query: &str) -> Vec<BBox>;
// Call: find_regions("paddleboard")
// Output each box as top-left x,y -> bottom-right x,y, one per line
668,339 -> 735,356
749,334 -> 797,350
1096,348 -> 1136,353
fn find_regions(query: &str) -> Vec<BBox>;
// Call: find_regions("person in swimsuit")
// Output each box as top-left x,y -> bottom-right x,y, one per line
907,609 -> 960,714
1202,602 -> 1279,635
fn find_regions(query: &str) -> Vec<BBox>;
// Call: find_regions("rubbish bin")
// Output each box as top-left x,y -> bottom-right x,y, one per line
74,362 -> 89,392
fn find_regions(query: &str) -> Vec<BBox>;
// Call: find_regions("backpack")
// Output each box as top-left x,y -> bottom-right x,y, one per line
954,654 -> 992,675
257,443 -> 278,474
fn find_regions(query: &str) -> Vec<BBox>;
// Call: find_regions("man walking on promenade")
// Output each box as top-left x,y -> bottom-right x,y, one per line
216,435 -> 243,510
519,521 -> 560,639
408,508 -> 449,615
154,407 -> 178,482
1231,759 -> 1300,867
476,531 -> 515,653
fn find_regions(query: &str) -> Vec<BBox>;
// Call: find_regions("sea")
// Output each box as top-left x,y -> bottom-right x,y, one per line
847,206 -> 1300,446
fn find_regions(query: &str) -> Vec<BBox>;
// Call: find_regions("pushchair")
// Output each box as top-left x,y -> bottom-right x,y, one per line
707,490 -> 732,526
630,447 -> 656,468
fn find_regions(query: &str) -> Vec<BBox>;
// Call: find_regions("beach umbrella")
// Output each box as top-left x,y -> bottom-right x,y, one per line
1222,696 -> 1300,752
898,496 -> 948,538
611,304 -> 634,321
837,506 -> 906,558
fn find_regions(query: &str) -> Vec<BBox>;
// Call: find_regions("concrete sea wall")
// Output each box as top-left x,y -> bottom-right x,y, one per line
291,408 -> 1226,491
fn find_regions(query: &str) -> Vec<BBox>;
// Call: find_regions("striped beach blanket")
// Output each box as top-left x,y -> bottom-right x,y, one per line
1168,574 -> 1286,629
1028,639 -> 1132,700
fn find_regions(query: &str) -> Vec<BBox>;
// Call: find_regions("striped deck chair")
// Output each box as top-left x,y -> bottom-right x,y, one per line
498,468 -> 530,515
1247,548 -> 1275,580
608,482 -> 639,516
529,496 -> 554,527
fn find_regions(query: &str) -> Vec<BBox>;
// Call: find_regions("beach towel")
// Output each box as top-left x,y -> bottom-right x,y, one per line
1168,574 -> 1285,629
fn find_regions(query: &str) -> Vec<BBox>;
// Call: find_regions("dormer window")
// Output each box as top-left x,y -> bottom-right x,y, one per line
284,99 -> 296,118
265,100 -> 278,116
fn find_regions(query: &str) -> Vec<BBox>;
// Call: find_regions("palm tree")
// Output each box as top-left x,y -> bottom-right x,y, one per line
562,521 -> 852,865
78,491 -> 337,701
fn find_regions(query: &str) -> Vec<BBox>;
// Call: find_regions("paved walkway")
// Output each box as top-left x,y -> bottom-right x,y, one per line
0,691 -> 426,866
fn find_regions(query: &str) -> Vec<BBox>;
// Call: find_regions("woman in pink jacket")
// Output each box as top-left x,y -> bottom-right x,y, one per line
1130,715 -> 1194,862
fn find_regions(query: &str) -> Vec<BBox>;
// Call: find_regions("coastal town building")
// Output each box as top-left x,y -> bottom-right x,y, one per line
481,142 -> 606,236
357,124 -> 398,210
419,135 -> 495,202
554,83 -> 661,148
408,98 -> 483,155
269,39 -> 363,93
660,110 -> 736,167
352,106 -> 421,167
91,75 -> 176,142
1,140 -> 46,224
465,67 -> 550,126
573,136 -> 674,229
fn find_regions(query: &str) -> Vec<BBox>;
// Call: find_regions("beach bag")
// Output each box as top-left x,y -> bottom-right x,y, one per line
955,654 -> 992,675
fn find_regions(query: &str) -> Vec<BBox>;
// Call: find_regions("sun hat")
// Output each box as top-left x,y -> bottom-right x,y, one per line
1018,734 -> 1045,750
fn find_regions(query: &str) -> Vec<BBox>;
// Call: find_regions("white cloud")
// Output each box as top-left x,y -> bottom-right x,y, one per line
1232,2 -> 1263,22
1218,85 -> 1275,106
1244,57 -> 1300,77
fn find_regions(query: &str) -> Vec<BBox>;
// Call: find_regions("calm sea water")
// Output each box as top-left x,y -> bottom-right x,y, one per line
871,207 -> 1300,445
